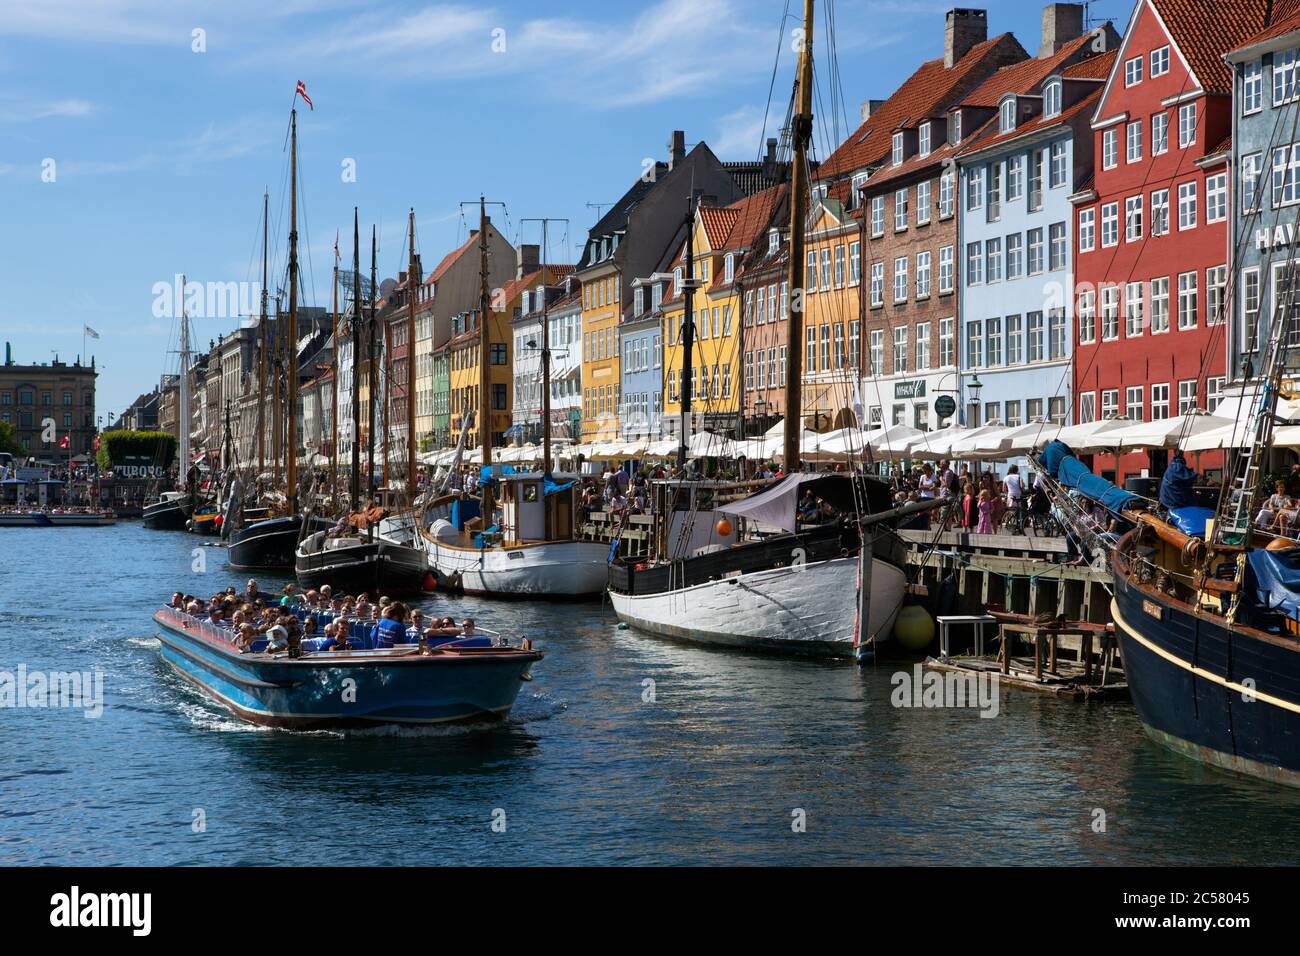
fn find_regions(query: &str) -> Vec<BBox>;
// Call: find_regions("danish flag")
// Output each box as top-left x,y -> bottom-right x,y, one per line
58,435 -> 70,450
295,81 -> 313,110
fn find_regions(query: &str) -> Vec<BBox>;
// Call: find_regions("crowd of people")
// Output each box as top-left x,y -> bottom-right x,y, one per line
887,460 -> 1041,535
169,580 -> 481,656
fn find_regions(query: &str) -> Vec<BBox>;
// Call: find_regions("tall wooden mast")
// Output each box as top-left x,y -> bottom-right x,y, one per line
350,208 -> 362,510
286,107 -> 300,512
678,192 -> 696,470
406,208 -> 419,497
477,197 -> 494,519
258,190 -> 268,478
367,226 -> 378,505
540,219 -> 553,476
784,0 -> 814,471
331,243 -> 339,503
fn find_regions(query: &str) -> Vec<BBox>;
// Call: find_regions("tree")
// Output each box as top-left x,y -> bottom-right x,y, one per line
0,420 -> 22,457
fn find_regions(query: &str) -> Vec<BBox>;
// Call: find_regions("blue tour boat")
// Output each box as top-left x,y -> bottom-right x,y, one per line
153,606 -> 542,729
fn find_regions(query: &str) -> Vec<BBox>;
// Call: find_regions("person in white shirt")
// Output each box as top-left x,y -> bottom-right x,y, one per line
917,465 -> 937,499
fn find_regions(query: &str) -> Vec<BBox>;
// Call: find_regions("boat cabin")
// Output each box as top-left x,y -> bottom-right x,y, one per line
493,471 -> 580,544
650,480 -> 744,560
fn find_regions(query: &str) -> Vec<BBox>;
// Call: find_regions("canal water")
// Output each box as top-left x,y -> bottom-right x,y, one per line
2,522 -> 1298,866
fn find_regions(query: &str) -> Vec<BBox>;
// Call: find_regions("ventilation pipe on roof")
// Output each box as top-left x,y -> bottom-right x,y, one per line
944,8 -> 988,69
517,244 -> 539,280
668,130 -> 686,170
1040,3 -> 1084,58
860,99 -> 886,123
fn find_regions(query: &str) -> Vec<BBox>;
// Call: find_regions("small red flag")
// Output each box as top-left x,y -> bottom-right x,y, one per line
93,435 -> 101,452
295,81 -> 314,110
59,435 -> 70,449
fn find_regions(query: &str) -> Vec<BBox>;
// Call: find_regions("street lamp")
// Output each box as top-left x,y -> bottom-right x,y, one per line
967,373 -> 984,424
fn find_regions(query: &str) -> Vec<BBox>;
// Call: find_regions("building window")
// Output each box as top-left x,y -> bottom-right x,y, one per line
1243,59 -> 1263,115
1079,208 -> 1095,252
1178,181 -> 1198,229
967,166 -> 984,212
919,122 -> 931,157
1125,282 -> 1144,337
1151,276 -> 1170,333
1124,55 -> 1142,87
1101,388 -> 1119,419
966,322 -> 983,369
1027,228 -> 1045,275
820,248 -> 832,289
1006,233 -> 1023,278
987,162 -> 1002,222
999,96 -> 1017,133
833,324 -> 846,369
1152,111 -> 1168,155
985,238 -> 1001,283
939,317 -> 955,366
1027,311 -> 1044,363
1048,308 -> 1066,360
1243,267 -> 1262,353
1102,127 -> 1118,169
1150,46 -> 1170,78
1274,49 -> 1299,106
939,168 -> 955,217
939,246 -> 954,293
1101,202 -> 1118,247
916,180 -> 932,225
1208,376 -> 1225,412
1126,120 -> 1142,163
1079,392 -> 1096,424
1007,154 -> 1024,202
892,131 -> 904,166
1050,141 -> 1067,188
870,330 -> 884,376
1273,144 -> 1300,207
1177,379 -> 1197,414
893,257 -> 908,302
892,326 -> 907,373
1044,79 -> 1061,118
870,262 -> 884,306
916,250 -> 932,297
849,321 -> 860,370
1178,103 -> 1197,148
1207,265 -> 1227,326
1151,188 -> 1170,235
986,317 -> 1002,366
966,242 -> 983,285
1029,149 -> 1044,212
1078,289 -> 1096,344
1206,173 -> 1227,223
1242,152 -> 1263,212
1006,314 -> 1022,365
894,188 -> 909,230
916,321 -> 930,370
1126,385 -> 1144,422
1125,195 -> 1143,242
805,325 -> 816,372
1151,383 -> 1170,420
834,245 -> 846,288
1177,271 -> 1198,329
871,195 -> 885,237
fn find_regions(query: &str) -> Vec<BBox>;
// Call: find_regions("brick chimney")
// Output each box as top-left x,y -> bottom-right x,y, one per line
668,130 -> 686,170
945,8 -> 988,68
860,99 -> 886,123
1040,2 -> 1084,58
517,243 -> 539,279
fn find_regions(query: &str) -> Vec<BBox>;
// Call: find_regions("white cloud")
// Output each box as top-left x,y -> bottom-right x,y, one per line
0,97 -> 95,123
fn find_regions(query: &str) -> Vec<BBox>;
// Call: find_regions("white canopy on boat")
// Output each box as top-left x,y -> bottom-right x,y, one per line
716,473 -> 826,534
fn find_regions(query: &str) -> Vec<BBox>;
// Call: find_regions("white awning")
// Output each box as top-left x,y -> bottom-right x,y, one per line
717,473 -> 824,534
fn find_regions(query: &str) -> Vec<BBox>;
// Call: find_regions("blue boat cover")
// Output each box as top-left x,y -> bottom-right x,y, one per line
1037,440 -> 1141,516
1159,454 -> 1199,509
1247,548 -> 1300,619
1168,506 -> 1214,539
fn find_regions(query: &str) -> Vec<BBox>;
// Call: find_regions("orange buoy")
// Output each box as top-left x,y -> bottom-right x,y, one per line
422,571 -> 438,592
716,518 -> 733,537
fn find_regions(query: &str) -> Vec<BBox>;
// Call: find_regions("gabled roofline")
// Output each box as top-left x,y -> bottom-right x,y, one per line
1089,0 -> 1199,128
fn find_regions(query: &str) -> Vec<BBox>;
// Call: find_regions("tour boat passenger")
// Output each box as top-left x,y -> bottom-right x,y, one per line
406,611 -> 426,642
372,603 -> 409,649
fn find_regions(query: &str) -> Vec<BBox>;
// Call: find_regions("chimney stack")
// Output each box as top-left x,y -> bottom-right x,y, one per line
668,130 -> 686,170
517,243 -> 540,279
860,99 -> 886,123
1040,3 -> 1084,58
944,8 -> 988,68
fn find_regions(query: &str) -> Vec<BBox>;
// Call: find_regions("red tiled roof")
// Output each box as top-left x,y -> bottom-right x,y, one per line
721,184 -> 785,252
1062,49 -> 1117,80
817,32 -> 1025,181
1231,1 -> 1300,52
956,86 -> 1104,158
497,265 -> 575,308
699,206 -> 740,250
1150,0 -> 1274,94
961,32 -> 1105,108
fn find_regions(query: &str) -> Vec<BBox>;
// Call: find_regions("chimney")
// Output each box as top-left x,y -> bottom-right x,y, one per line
763,136 -> 779,179
944,8 -> 988,68
517,243 -> 540,279
859,99 -> 886,123
668,130 -> 686,170
1040,3 -> 1084,58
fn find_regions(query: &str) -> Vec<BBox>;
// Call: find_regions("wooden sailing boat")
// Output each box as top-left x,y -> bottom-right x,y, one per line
605,0 -> 920,656
294,210 -> 427,594
418,201 -> 610,598
228,102 -> 331,570
142,276 -> 195,531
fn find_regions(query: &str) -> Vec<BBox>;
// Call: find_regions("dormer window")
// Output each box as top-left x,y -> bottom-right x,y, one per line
521,291 -> 530,314
768,230 -> 780,254
725,252 -> 737,281
674,267 -> 683,294
1044,79 -> 1062,119
634,286 -> 644,315
891,132 -> 904,166
919,123 -> 931,157
950,111 -> 962,146
999,95 -> 1017,133
652,283 -> 663,311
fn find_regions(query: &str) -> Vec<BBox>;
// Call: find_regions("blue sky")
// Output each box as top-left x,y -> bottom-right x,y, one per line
0,0 -> 1131,415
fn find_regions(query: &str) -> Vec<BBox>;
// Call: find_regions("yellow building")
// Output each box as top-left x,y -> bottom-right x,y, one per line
578,260 -> 620,441
662,188 -> 783,437
447,267 -> 568,450
799,193 -> 864,432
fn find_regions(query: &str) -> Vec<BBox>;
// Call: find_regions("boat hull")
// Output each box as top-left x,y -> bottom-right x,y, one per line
46,514 -> 116,527
1112,570 -> 1300,787
424,536 -> 609,598
228,516 -> 331,571
296,538 -> 428,596
608,555 -> 907,657
142,498 -> 190,530
153,609 -> 541,728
